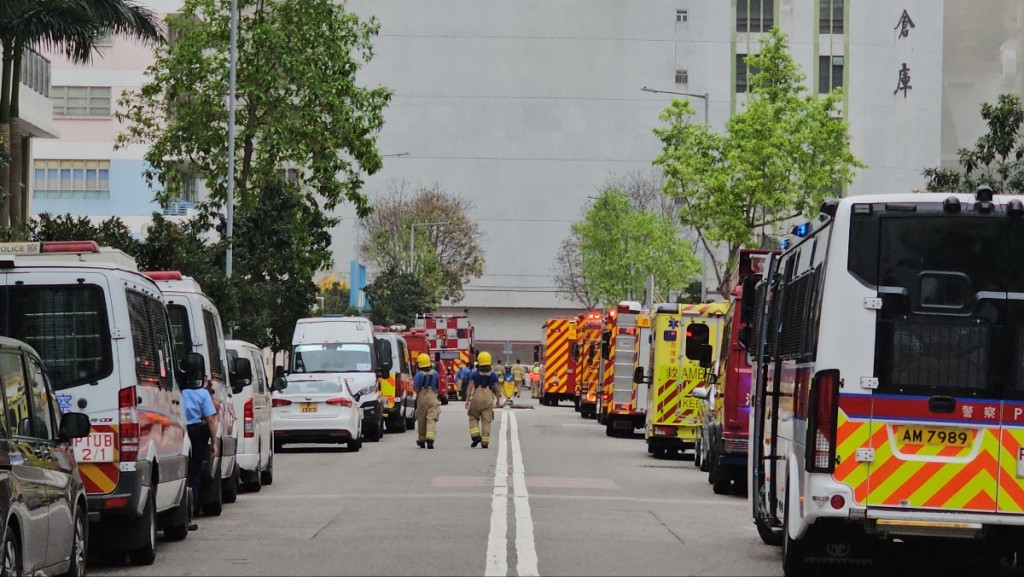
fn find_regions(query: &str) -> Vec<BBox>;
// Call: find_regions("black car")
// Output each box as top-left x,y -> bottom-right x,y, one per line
0,337 -> 91,576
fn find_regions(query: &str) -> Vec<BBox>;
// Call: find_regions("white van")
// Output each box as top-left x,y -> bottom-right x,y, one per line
281,316 -> 392,443
225,339 -> 274,491
0,241 -> 191,565
145,271 -> 238,515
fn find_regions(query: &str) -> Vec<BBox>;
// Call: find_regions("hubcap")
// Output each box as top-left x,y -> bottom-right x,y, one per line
4,535 -> 19,577
73,516 -> 85,576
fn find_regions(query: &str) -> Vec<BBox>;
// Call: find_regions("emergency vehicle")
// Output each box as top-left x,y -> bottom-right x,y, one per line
596,307 -> 617,426
692,249 -> 776,494
539,317 -> 577,406
575,310 -> 604,418
749,190 -> 1024,574
645,302 -> 725,458
415,313 -> 474,400
402,326 -> 451,406
604,301 -> 647,437
373,325 -> 415,433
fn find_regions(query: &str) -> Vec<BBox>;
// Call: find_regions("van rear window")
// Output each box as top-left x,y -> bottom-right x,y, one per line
126,291 -> 175,389
6,285 -> 112,390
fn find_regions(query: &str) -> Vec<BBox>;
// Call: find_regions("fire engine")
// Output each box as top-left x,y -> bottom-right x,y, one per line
603,301 -> 647,436
415,313 -> 474,400
401,326 -> 450,406
596,307 -> 617,426
539,317 -> 577,406
749,190 -> 1024,574
575,310 -> 604,419
645,302 -> 726,458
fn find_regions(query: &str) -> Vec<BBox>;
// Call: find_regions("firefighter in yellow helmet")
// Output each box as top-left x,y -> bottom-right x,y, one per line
465,351 -> 500,448
413,353 -> 441,449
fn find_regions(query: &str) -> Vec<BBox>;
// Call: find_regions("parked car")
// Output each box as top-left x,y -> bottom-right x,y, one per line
145,271 -> 239,515
0,336 -> 92,576
0,241 -> 192,565
225,340 -> 275,491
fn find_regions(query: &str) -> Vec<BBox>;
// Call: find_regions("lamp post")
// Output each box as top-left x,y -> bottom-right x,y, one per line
224,0 -> 238,339
409,222 -> 446,273
641,86 -> 709,125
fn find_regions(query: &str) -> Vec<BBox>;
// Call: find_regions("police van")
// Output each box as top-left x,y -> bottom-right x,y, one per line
0,241 -> 192,565
145,271 -> 238,515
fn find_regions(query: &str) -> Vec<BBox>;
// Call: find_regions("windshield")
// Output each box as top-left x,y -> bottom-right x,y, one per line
291,343 -> 372,373
849,212 -> 1024,398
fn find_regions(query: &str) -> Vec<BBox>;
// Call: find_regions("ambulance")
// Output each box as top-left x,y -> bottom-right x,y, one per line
539,317 -> 577,406
575,311 -> 604,419
644,302 -> 725,458
749,190 -> 1024,574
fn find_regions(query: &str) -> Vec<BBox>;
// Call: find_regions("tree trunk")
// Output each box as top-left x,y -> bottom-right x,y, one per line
0,122 -> 10,230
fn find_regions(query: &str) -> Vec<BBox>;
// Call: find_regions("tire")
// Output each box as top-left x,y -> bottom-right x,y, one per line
605,419 -> 616,437
713,475 -> 731,495
223,463 -> 239,504
202,472 -> 224,517
647,441 -> 655,454
1,525 -> 22,577
782,484 -> 809,577
274,439 -> 284,453
694,438 -> 703,470
405,417 -> 415,431
440,396 -> 449,406
707,445 -> 718,485
59,505 -> 87,577
161,488 -> 190,542
260,452 -> 274,486
128,492 -> 157,566
243,466 -> 263,493
348,438 -> 362,452
756,517 -> 783,546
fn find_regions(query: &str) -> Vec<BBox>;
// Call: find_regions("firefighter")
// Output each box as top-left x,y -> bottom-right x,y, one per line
465,351 -> 499,448
512,359 -> 525,397
529,361 -> 542,398
413,353 -> 441,449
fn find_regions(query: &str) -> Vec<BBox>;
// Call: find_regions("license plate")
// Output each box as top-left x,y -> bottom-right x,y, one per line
896,426 -> 972,447
300,403 -> 318,414
613,421 -> 632,429
72,432 -> 115,463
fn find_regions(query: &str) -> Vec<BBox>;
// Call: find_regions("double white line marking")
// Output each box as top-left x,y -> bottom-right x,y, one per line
485,410 -> 538,576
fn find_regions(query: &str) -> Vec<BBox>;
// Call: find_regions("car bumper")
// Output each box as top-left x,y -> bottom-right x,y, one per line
87,461 -> 152,522
274,429 -> 355,444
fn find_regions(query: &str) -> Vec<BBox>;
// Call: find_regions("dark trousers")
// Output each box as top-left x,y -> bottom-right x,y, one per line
187,423 -> 210,513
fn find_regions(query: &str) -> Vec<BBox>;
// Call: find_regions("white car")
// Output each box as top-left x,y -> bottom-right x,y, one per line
272,374 -> 364,452
226,340 -> 275,492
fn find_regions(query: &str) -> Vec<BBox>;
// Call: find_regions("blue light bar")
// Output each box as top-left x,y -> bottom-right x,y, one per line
792,222 -> 811,237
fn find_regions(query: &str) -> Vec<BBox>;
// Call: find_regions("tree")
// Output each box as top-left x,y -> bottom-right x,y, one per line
551,230 -> 600,309
31,213 -> 142,254
1,0 -> 160,232
572,188 -> 699,307
315,274 -> 358,316
653,28 -> 864,297
363,265 -> 434,327
923,93 -> 1024,193
361,181 -> 485,303
116,0 -> 390,217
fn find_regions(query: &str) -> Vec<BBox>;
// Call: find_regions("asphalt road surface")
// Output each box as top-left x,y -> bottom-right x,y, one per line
92,396 -> 1016,576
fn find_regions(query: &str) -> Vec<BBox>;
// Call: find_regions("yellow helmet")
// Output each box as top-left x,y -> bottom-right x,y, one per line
477,351 -> 492,366
417,353 -> 431,369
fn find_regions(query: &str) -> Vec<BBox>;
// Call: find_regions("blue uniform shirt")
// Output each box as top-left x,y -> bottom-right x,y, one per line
413,370 -> 439,392
182,388 -> 216,425
469,370 -> 499,391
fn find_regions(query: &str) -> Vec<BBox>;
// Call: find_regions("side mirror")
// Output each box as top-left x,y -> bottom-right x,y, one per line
434,352 -> 441,364
533,344 -> 541,363
59,412 -> 91,440
698,344 -> 714,369
633,366 -> 645,385
230,357 -> 253,395
691,386 -> 709,400
374,339 -> 393,376
184,352 -> 206,387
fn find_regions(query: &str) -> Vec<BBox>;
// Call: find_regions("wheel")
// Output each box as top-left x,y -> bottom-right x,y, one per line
694,438 -> 703,470
223,463 -> 239,503
707,445 -> 718,485
606,419 -> 616,437
161,487 -> 190,542
274,439 -> 284,453
405,417 -> 415,430
1,525 -> 22,577
59,505 -> 87,577
348,438 -> 362,452
782,484 -> 809,576
440,396 -> 448,406
128,492 -> 157,565
756,516 -> 783,546
243,466 -> 262,493
202,471 -> 224,517
713,475 -> 731,495
260,452 -> 274,486
647,441 -> 655,454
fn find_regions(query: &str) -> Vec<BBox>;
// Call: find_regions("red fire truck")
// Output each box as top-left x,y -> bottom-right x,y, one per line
402,326 -> 451,406
415,313 -> 475,400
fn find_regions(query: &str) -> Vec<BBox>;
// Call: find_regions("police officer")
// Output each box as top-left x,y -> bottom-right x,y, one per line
456,361 -> 472,401
465,351 -> 499,448
413,353 -> 441,449
183,377 -> 218,530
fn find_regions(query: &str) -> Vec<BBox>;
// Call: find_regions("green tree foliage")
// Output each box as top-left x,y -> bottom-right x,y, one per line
314,274 -> 360,317
653,28 -> 863,297
573,189 -> 699,306
31,213 -> 142,253
116,0 -> 390,215
362,181 -> 484,304
923,94 -> 1024,193
363,265 -> 434,327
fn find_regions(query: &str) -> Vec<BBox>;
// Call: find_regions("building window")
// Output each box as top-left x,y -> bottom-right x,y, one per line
818,55 -> 844,93
50,86 -> 111,117
32,159 -> 110,200
676,9 -> 688,23
736,54 -> 759,92
737,0 -> 774,33
819,0 -> 844,34
675,69 -> 689,84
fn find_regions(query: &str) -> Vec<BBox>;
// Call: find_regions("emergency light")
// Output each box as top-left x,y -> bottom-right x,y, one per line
792,222 -> 811,237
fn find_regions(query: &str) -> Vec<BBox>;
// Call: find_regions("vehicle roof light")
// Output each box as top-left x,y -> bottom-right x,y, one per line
40,241 -> 99,253
792,222 -> 811,237
143,271 -> 183,281
780,239 -> 791,250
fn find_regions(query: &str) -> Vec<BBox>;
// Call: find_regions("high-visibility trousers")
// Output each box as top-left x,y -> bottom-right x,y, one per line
416,388 -> 440,442
468,388 -> 495,444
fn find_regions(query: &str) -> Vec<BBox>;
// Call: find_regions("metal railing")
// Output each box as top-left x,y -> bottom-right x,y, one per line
20,49 -> 51,97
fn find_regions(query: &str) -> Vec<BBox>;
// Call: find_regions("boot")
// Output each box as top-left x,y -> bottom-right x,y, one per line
417,439 -> 425,448
471,436 -> 481,448
481,443 -> 489,449
427,440 -> 434,449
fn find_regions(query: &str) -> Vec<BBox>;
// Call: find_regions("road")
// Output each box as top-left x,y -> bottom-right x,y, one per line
91,396 -> 1013,576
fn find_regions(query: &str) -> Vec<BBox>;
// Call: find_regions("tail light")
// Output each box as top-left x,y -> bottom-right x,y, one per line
326,397 -> 353,407
118,386 -> 139,463
654,425 -> 677,436
613,403 -> 630,412
806,369 -> 841,473
243,398 -> 254,438
272,398 -> 292,408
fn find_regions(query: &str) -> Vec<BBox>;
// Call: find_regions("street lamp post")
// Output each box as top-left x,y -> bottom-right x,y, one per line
409,222 -> 446,273
641,86 -> 709,125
